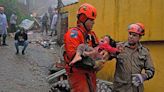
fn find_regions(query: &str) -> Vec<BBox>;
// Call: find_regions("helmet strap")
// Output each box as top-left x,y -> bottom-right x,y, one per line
77,14 -> 87,23
77,14 -> 90,32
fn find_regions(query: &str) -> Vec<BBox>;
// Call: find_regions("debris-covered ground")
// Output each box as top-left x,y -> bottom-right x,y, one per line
0,30 -> 113,92
0,31 -> 61,92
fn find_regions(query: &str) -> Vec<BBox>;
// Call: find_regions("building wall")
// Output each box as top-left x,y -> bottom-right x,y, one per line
61,0 -> 164,41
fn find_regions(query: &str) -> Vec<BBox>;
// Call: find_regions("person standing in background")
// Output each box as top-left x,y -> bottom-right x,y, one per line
41,13 -> 48,35
48,6 -> 53,27
10,12 -> 17,37
0,6 -> 8,46
50,9 -> 58,36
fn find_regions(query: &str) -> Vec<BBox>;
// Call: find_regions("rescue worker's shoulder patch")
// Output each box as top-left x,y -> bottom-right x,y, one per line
70,29 -> 78,38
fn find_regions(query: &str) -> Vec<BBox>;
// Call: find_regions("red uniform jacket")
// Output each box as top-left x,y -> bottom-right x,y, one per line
64,25 -> 99,92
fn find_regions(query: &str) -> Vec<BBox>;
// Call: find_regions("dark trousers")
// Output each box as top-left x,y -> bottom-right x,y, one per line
15,41 -> 28,52
41,23 -> 48,34
0,34 -> 7,45
10,24 -> 16,33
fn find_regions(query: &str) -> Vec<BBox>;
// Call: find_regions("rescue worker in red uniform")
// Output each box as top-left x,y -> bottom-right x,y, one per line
64,3 -> 109,92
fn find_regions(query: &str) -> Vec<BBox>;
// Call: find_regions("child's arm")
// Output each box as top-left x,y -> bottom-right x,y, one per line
99,43 -> 119,54
69,44 -> 87,66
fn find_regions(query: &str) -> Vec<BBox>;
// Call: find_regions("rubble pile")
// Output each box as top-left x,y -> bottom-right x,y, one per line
49,79 -> 113,92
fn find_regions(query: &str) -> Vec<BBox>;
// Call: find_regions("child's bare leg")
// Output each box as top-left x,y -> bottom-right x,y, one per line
69,52 -> 82,65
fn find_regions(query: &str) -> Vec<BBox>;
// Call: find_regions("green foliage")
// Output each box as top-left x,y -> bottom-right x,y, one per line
0,0 -> 30,24
0,0 -> 33,32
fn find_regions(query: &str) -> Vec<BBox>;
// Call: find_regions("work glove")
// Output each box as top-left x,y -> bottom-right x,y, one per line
132,74 -> 147,87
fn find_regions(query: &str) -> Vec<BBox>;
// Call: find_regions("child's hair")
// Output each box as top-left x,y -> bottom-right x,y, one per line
104,35 -> 116,47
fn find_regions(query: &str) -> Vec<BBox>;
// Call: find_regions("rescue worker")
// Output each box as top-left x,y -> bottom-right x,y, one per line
64,3 -> 109,92
0,6 -> 8,46
113,23 -> 155,92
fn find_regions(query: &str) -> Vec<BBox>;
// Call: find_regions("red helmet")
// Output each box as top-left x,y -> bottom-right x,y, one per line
128,23 -> 145,36
77,3 -> 97,20
136,22 -> 145,31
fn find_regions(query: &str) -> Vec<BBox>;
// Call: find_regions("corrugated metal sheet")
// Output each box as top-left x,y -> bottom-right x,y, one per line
50,0 -> 78,8
62,0 -> 78,6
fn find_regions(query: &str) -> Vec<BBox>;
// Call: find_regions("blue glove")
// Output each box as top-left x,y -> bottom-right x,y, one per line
132,74 -> 147,87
